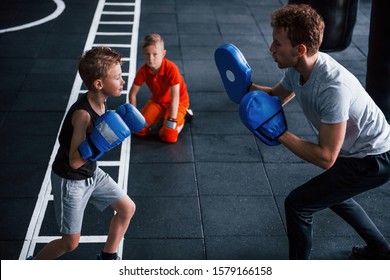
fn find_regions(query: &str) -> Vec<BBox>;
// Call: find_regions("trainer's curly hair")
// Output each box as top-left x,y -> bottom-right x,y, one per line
78,46 -> 122,90
271,4 -> 324,56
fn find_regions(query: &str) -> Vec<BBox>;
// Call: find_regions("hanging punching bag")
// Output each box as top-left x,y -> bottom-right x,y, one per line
288,0 -> 358,52
366,0 -> 390,120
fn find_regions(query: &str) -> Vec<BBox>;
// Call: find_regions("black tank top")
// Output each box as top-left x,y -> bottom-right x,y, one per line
52,94 -> 100,180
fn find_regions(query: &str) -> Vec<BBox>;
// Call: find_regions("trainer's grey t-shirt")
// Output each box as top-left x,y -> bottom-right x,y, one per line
281,52 -> 390,158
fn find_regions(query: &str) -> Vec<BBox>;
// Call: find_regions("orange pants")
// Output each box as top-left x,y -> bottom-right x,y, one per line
141,100 -> 189,128
136,100 -> 189,142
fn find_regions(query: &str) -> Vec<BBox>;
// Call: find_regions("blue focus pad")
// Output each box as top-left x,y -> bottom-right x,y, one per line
116,103 -> 146,133
79,111 -> 131,161
239,90 -> 287,146
214,43 -> 252,104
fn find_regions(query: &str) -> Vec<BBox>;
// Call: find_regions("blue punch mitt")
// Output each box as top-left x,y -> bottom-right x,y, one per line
239,90 -> 287,146
214,43 -> 252,104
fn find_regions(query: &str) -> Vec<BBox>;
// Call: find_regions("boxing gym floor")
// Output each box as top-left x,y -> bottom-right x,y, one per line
1,0 -> 389,260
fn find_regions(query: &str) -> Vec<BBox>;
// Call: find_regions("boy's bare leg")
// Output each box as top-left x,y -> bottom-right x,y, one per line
103,196 -> 135,253
33,233 -> 80,260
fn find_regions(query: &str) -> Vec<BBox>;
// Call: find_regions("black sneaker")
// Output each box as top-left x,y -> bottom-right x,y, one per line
26,256 -> 33,260
97,253 -> 120,260
350,245 -> 390,260
185,108 -> 193,123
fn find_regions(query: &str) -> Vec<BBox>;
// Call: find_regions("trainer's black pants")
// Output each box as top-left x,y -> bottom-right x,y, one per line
285,150 -> 390,259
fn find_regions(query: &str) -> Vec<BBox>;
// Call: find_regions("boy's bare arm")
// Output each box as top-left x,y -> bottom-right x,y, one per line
129,84 -> 141,106
69,109 -> 90,170
169,84 -> 180,119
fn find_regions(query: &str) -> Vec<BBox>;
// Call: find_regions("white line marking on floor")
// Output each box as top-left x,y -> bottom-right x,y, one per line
96,32 -> 133,36
0,0 -> 65,33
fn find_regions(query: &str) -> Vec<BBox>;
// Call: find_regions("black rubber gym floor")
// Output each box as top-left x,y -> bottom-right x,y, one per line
1,0 -> 389,260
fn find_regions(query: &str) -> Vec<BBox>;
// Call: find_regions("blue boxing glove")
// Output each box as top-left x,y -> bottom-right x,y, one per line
239,90 -> 287,146
116,103 -> 146,133
79,111 -> 131,162
214,43 -> 252,104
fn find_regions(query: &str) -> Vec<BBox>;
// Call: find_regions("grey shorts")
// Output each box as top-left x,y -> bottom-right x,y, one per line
51,167 -> 126,235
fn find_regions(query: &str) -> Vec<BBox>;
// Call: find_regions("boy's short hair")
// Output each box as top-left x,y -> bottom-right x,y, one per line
78,46 -> 122,90
271,4 -> 324,55
142,33 -> 165,50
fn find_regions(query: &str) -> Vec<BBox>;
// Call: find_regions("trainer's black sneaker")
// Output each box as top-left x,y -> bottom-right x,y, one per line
350,245 -> 390,260
26,256 -> 33,260
97,253 -> 120,260
185,108 -> 193,123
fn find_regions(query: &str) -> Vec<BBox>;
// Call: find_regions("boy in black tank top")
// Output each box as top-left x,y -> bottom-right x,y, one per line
29,46 -> 135,260
52,94 -> 99,179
